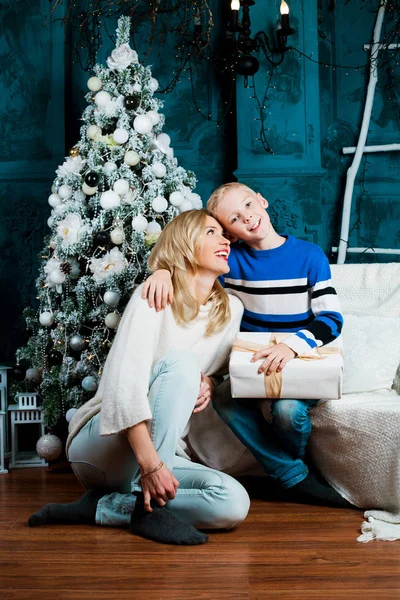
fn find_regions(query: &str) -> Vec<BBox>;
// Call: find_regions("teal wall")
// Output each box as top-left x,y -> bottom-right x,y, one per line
1,1 -> 399,364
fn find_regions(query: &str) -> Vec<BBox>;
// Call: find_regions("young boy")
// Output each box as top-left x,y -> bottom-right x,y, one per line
144,182 -> 349,507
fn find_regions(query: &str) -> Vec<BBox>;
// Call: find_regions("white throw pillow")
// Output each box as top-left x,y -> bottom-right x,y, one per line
342,314 -> 400,394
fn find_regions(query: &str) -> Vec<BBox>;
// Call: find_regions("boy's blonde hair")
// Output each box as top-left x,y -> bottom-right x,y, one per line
148,209 -> 231,336
207,182 -> 256,218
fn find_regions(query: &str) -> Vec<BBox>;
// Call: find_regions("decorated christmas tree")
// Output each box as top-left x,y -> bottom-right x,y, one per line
13,16 -> 202,434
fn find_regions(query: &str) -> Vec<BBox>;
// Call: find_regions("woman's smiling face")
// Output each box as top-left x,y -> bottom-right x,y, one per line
195,215 -> 231,276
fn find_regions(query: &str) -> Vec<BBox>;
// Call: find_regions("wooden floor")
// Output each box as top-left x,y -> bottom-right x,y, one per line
1,469 -> 399,600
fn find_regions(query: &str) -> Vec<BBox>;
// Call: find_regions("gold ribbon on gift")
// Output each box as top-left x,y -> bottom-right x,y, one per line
232,335 -> 343,399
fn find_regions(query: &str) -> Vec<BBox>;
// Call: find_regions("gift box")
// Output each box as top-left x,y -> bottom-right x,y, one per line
229,332 -> 343,400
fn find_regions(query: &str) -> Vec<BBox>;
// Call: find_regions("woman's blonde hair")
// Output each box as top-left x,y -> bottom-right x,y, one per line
148,209 -> 231,336
207,182 -> 255,218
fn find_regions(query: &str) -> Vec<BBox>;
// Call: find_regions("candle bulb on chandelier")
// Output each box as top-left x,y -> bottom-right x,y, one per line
280,0 -> 290,29
230,0 -> 240,31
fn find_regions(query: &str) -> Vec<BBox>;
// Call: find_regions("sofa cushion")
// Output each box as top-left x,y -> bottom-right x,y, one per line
342,314 -> 400,394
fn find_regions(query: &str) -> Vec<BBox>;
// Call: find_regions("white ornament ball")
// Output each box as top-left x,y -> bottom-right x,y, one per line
36,434 -> 63,461
113,128 -> 129,144
157,133 -> 171,148
146,221 -> 162,234
179,199 -> 193,213
147,110 -> 161,125
58,184 -> 73,199
105,312 -> 121,329
152,196 -> 168,213
87,125 -> 101,140
87,76 -> 102,92
166,147 -> 174,159
104,291 -> 120,307
53,204 -> 64,216
49,270 -> 66,284
152,162 -> 166,178
25,368 -> 41,383
100,190 -> 120,210
82,376 -> 98,392
113,179 -> 130,195
188,192 -> 203,209
94,90 -> 111,107
124,151 -> 140,166
169,191 -> 184,207
66,408 -> 78,423
82,182 -> 98,196
39,311 -> 54,326
110,228 -> 125,245
150,77 -> 159,92
131,215 -> 148,232
104,161 -> 118,173
74,190 -> 86,202
134,115 -> 153,135
51,184 -> 56,194
48,193 -> 62,208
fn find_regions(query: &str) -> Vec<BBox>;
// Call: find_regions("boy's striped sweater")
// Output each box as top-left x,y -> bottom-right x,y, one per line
222,235 -> 343,356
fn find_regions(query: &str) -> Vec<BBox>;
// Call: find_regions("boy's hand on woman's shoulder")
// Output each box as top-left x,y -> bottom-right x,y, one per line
251,343 -> 296,376
142,269 -> 174,311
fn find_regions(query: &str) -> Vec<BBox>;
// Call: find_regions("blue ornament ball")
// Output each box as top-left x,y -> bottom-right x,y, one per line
81,375 -> 98,392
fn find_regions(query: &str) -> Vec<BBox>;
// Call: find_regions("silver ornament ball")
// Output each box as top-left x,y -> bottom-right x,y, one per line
25,368 -> 41,383
36,434 -> 63,461
69,334 -> 86,352
104,290 -> 120,307
82,376 -> 98,392
65,408 -> 78,423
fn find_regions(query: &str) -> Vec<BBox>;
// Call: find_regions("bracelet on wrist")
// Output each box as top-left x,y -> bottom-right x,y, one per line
140,460 -> 164,478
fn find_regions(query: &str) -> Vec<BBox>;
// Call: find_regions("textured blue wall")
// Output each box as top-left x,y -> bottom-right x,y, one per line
0,1 -> 399,364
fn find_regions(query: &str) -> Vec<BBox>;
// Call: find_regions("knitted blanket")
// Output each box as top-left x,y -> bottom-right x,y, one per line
311,263 -> 400,542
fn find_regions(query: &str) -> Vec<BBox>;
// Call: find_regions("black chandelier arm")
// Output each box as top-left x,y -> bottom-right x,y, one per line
253,31 -> 285,66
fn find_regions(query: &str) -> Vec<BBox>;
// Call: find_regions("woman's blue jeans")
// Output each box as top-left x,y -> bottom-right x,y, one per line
68,351 -> 250,529
213,380 -> 318,489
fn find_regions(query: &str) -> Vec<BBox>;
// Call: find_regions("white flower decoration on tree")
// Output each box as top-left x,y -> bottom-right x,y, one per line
107,43 -> 139,71
103,98 -> 120,118
56,156 -> 85,178
89,247 -> 127,283
44,257 -> 66,292
57,213 -> 84,246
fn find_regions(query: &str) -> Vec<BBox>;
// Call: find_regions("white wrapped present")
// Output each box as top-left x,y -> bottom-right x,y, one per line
229,332 -> 343,400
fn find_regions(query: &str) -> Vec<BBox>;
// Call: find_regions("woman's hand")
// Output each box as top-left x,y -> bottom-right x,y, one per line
142,269 -> 174,311
141,463 -> 180,512
193,373 -> 215,414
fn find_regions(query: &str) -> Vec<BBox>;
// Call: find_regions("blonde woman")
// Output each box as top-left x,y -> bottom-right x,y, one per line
28,209 -> 250,545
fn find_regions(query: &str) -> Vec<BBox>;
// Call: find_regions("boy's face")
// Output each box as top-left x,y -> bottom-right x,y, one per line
214,188 -> 272,249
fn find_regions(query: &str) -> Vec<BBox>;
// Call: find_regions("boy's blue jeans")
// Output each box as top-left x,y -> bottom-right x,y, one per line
213,380 -> 318,489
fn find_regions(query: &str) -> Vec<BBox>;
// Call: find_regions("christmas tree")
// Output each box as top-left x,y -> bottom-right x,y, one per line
13,16 -> 202,431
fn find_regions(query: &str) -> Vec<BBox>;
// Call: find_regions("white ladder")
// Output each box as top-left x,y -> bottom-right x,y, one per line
332,0 -> 400,263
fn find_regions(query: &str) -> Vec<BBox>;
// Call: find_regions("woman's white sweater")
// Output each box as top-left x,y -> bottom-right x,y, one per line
66,284 -> 244,457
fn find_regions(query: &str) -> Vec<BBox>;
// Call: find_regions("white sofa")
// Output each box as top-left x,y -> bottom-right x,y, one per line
309,262 -> 400,541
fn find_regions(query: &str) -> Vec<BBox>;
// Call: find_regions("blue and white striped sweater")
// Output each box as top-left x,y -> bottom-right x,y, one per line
221,235 -> 343,356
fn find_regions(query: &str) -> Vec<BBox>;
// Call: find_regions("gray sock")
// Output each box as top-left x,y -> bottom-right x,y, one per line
130,493 -> 209,545
291,472 -> 355,508
28,488 -> 105,526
